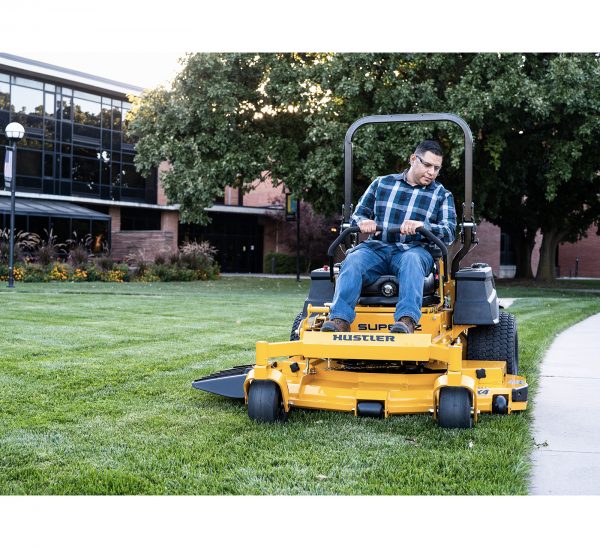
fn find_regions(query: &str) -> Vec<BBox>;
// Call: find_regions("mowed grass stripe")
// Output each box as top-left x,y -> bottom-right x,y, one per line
0,279 -> 598,494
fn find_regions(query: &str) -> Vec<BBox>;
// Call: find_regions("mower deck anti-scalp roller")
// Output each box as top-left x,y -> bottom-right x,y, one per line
192,113 -> 528,429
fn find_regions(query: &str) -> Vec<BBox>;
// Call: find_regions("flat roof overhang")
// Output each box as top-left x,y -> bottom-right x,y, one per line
0,196 -> 111,221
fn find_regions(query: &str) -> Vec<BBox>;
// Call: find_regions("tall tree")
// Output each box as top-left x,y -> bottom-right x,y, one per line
129,53 -> 600,280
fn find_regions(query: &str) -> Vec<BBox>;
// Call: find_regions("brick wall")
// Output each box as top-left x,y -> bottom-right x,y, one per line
109,206 -> 179,262
110,231 -> 176,262
558,225 -> 600,277
457,220 -> 501,275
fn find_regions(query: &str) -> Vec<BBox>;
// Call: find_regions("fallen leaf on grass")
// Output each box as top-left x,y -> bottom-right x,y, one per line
316,475 -> 329,481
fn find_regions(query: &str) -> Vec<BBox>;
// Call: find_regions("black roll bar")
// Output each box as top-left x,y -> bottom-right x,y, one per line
343,113 -> 474,275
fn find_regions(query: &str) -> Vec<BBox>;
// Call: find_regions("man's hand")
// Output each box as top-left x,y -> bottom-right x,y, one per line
400,220 -> 424,235
358,220 -> 378,234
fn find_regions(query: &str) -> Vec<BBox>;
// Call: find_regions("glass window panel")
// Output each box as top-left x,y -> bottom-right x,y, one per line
0,73 -> 9,83
24,115 -> 44,130
12,76 -> 44,90
44,92 -> 58,117
0,111 -> 9,129
29,216 -> 50,238
17,149 -> 42,177
20,137 -> 43,149
112,106 -> 122,130
44,119 -> 55,144
101,106 -> 112,128
122,153 -> 135,165
61,156 -> 71,179
73,97 -> 101,126
72,219 -> 91,241
112,131 -> 122,148
61,122 -> 72,142
44,153 -> 54,178
73,124 -> 100,141
122,164 -> 145,189
73,146 -> 98,159
73,156 -> 99,184
59,96 -> 72,121
102,131 -> 111,149
45,83 -> 55,92
61,144 -> 72,154
0,82 -> 10,110
11,85 -> 44,116
73,90 -> 101,103
49,217 -> 70,243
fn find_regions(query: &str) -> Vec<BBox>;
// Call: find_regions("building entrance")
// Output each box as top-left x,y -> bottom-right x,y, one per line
179,212 -> 264,273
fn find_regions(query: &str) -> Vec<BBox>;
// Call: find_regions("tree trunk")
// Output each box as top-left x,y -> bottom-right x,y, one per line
536,228 -> 564,282
511,230 -> 536,279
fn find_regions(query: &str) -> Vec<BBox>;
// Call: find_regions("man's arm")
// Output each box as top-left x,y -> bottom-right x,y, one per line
350,178 -> 378,227
423,191 -> 457,244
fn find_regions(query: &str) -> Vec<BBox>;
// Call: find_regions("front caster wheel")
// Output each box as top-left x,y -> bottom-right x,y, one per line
248,380 -> 286,423
438,387 -> 473,429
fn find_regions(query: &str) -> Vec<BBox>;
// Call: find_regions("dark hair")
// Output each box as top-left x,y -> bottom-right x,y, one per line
415,140 -> 443,158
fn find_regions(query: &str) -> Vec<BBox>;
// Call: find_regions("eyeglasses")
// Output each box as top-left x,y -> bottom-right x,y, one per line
416,155 -> 442,173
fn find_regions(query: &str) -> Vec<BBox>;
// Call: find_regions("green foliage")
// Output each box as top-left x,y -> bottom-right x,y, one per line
130,53 -> 600,280
263,252 -> 308,274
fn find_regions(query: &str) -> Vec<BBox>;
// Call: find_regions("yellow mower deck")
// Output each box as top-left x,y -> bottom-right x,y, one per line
245,305 -> 528,422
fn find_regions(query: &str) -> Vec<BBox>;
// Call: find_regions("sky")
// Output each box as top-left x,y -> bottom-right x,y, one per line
5,0 -> 599,93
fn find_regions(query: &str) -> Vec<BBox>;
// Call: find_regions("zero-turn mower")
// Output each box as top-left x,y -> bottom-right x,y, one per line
193,113 -> 528,428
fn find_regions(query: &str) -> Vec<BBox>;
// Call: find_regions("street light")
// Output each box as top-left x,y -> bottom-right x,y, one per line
4,122 -> 25,288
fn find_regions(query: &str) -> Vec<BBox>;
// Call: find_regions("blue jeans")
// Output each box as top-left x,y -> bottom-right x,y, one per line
329,243 -> 434,325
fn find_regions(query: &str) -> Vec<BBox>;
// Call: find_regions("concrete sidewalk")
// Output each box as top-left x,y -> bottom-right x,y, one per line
530,312 -> 600,495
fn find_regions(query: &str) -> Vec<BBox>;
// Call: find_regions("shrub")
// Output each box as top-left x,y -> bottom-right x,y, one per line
102,269 -> 126,283
97,257 -> 115,271
49,262 -> 70,281
22,263 -> 50,283
0,264 -> 25,281
69,245 -> 90,269
72,268 -> 88,282
84,263 -> 102,282
0,229 -> 42,265
153,252 -> 168,266
263,252 -> 307,274
36,229 -> 67,265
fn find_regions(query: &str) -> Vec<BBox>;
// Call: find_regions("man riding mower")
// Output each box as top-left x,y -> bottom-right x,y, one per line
193,113 -> 528,429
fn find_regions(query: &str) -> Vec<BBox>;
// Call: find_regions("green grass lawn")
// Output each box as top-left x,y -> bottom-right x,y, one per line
0,278 -> 598,495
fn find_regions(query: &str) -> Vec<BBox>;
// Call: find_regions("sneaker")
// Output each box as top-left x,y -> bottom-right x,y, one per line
390,316 -> 416,334
321,318 -> 351,332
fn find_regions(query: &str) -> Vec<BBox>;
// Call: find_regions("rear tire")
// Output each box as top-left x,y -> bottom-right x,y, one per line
438,387 -> 473,429
290,312 -> 303,341
466,312 -> 519,375
248,380 -> 286,423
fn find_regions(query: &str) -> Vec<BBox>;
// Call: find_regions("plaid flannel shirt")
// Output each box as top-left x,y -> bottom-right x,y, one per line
351,171 -> 457,250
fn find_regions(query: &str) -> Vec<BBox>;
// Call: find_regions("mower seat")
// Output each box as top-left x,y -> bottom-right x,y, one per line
357,272 -> 438,306
356,247 -> 441,307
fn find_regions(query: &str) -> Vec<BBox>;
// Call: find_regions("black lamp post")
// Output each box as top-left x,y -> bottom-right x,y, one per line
4,122 -> 25,288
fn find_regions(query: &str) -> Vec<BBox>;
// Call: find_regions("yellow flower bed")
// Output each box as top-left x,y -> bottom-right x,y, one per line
104,269 -> 126,283
73,268 -> 88,282
0,266 -> 24,281
50,263 -> 69,281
